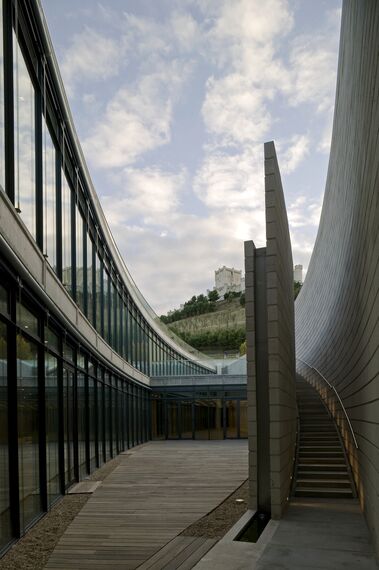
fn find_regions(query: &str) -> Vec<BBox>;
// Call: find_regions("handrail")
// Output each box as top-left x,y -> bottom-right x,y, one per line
296,357 -> 358,449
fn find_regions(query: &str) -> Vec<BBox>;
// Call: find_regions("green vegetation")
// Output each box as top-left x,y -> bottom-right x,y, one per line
160,291 -> 219,324
294,281 -> 303,299
172,327 -> 246,351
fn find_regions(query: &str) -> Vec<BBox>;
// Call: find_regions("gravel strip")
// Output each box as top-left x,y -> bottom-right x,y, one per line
181,480 -> 249,539
0,456 -> 123,570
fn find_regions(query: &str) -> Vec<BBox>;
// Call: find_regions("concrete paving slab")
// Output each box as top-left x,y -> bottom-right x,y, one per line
194,498 -> 379,570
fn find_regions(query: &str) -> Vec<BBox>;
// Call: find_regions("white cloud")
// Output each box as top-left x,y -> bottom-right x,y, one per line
202,75 -> 272,146
279,134 -> 311,174
288,195 -> 322,229
83,60 -> 192,169
61,27 -> 120,95
101,167 -> 187,227
193,146 -> 264,210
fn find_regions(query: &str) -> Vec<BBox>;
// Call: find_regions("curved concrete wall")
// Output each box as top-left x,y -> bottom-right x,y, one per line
295,0 -> 379,553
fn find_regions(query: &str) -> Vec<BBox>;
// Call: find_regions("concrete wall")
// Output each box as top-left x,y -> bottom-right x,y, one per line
245,142 -> 297,518
295,0 -> 379,554
265,142 -> 297,518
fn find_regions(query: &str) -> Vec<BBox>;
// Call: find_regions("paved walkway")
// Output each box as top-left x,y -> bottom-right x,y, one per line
45,440 -> 248,570
194,498 -> 379,570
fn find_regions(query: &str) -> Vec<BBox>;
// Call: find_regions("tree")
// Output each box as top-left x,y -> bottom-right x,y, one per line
294,281 -> 302,300
208,290 -> 219,302
240,292 -> 245,307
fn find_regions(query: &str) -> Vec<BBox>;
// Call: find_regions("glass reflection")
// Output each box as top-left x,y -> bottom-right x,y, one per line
0,284 -> 8,314
77,370 -> 86,477
43,118 -> 56,270
0,0 -> 4,193
87,235 -> 93,324
62,172 -> 72,295
17,333 -> 41,530
76,205 -> 84,312
45,352 -> 60,504
0,321 -> 11,549
17,302 -> 38,337
13,35 -> 36,237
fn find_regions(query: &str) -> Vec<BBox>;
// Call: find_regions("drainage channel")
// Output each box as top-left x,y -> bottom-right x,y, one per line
234,511 -> 271,543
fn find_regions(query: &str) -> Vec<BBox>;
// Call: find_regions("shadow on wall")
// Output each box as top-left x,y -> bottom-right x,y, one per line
295,0 -> 379,556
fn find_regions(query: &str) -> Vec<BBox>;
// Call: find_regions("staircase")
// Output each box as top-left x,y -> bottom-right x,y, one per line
294,377 -> 355,499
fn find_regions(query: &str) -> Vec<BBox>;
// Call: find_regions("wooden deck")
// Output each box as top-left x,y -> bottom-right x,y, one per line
45,440 -> 248,570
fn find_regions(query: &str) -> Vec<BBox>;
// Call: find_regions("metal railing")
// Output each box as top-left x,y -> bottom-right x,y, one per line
296,357 -> 358,449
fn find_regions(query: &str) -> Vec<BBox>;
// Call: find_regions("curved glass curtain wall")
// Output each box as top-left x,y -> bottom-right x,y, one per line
0,277 -> 150,553
3,0 -> 215,379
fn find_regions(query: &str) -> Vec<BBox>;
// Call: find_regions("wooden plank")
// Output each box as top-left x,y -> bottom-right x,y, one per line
45,441 -> 247,569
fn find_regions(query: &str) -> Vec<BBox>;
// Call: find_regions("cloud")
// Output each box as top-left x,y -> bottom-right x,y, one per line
202,75 -> 272,146
61,27 -> 120,95
287,10 -> 340,113
288,195 -> 322,229
83,60 -> 192,169
193,146 -> 264,210
279,134 -> 311,174
101,167 -> 187,226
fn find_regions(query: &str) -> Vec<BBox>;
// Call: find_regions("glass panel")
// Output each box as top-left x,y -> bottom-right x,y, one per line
17,302 -> 38,337
63,367 -> 75,486
95,251 -> 101,334
62,342 -> 73,363
76,204 -> 84,312
0,320 -> 11,549
17,334 -> 41,530
240,400 -> 248,438
179,401 -> 191,439
43,118 -> 56,270
0,284 -> 8,315
45,352 -> 60,505
104,375 -> 111,460
97,380 -> 104,464
77,371 -> 87,478
110,280 -> 115,349
0,0 -> 4,193
226,400 -> 238,439
44,326 -> 59,352
77,351 -> 85,370
209,399 -> 223,439
167,401 -> 179,439
112,386 -> 117,455
14,34 -> 35,237
87,234 -> 93,324
194,401 -> 209,440
62,172 -> 72,295
103,269 -> 109,343
88,378 -> 96,471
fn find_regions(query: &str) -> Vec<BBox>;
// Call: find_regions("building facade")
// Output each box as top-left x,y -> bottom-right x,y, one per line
0,0 -> 217,555
293,264 -> 303,283
214,266 -> 245,297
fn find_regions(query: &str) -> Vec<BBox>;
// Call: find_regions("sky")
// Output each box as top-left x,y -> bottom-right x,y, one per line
41,0 -> 342,315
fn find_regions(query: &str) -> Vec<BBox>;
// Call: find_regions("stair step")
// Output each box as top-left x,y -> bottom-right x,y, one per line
296,478 -> 351,488
298,463 -> 347,470
294,488 -> 354,498
299,444 -> 342,452
299,457 -> 345,464
298,470 -> 349,479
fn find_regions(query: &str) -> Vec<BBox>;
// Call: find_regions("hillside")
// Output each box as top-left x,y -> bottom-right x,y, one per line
167,298 -> 246,356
